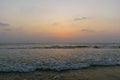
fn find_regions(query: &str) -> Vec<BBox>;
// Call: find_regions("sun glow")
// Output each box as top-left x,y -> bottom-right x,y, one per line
48,26 -> 77,38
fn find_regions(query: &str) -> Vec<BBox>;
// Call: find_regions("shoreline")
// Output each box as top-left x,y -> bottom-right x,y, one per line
0,66 -> 120,80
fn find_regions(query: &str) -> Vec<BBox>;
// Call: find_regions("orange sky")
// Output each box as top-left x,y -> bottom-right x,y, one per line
0,0 -> 120,43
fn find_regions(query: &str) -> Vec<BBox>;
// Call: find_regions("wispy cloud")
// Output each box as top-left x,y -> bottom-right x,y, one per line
3,28 -> 12,31
0,22 -> 13,32
73,17 -> 88,21
0,22 -> 10,27
81,29 -> 95,32
52,22 -> 60,26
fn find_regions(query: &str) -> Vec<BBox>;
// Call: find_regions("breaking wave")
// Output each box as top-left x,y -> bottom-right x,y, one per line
0,43 -> 120,72
0,45 -> 120,49
0,58 -> 120,72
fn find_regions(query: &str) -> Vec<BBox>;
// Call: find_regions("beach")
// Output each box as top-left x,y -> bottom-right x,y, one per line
0,66 -> 120,80
0,0 -> 120,79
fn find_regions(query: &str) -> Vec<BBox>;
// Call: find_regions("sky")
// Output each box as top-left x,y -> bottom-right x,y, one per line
0,0 -> 120,43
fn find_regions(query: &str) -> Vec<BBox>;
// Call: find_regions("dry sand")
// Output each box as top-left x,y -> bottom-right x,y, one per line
0,66 -> 120,80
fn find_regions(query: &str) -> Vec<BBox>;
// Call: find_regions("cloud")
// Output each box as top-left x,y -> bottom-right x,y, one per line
73,17 -> 88,21
81,29 -> 95,32
52,22 -> 60,26
0,22 -> 12,32
3,28 -> 12,31
0,22 -> 10,27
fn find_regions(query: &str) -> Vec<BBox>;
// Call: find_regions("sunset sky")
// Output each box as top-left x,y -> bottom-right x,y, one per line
0,0 -> 120,43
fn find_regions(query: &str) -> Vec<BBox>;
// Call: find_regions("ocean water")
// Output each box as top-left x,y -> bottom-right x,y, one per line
0,43 -> 120,72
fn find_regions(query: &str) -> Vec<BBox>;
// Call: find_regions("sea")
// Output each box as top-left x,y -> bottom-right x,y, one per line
0,43 -> 120,72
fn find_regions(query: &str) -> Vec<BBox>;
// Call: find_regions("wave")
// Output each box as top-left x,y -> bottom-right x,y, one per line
93,46 -> 120,49
0,45 -> 120,49
0,59 -> 120,72
0,46 -> 89,49
0,43 -> 120,72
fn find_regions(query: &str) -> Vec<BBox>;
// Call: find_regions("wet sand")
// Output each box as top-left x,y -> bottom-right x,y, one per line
0,66 -> 120,80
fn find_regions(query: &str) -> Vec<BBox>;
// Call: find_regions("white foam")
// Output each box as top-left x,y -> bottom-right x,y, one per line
0,43 -> 120,72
